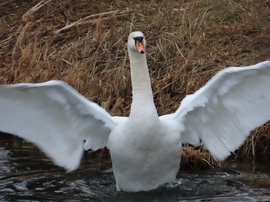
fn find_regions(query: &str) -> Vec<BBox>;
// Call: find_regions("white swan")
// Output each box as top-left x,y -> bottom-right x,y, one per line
0,31 -> 270,192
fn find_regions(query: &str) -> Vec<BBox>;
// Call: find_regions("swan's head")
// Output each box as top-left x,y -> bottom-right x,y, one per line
128,31 -> 146,54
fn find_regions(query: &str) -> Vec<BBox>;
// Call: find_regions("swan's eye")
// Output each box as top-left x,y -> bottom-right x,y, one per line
133,36 -> 144,42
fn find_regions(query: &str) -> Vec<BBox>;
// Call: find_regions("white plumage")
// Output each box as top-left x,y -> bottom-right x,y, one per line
0,31 -> 270,192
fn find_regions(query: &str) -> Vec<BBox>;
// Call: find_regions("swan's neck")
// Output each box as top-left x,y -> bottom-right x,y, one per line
129,50 -> 158,118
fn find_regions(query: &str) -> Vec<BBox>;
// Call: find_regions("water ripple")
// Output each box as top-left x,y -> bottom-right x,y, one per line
0,145 -> 270,201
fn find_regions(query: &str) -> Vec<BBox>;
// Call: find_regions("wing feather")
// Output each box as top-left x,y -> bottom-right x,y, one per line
170,61 -> 270,160
0,80 -> 120,171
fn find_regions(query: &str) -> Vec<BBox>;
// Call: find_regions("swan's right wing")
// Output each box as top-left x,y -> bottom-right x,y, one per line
0,80 -> 120,171
162,61 -> 270,161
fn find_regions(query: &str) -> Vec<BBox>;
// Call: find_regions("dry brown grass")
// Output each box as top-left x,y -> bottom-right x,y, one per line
0,0 -> 270,168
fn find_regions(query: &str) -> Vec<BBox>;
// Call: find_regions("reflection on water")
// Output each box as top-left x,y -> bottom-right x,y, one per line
0,143 -> 270,201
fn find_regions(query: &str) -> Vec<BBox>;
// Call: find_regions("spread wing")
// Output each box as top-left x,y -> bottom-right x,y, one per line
161,61 -> 270,161
0,80 -> 123,171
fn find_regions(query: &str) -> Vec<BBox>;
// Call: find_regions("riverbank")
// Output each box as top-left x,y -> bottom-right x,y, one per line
0,0 -> 270,168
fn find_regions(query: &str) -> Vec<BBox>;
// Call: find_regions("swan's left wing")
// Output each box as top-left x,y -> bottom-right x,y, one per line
0,80 -> 121,171
162,61 -> 270,161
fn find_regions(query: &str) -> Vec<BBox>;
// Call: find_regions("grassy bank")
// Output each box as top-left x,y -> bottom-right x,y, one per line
0,0 -> 270,168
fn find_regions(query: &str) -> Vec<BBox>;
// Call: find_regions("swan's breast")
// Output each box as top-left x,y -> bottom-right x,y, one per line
107,117 -> 182,191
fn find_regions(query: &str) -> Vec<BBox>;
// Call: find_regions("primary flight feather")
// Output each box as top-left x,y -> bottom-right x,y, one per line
0,31 -> 270,192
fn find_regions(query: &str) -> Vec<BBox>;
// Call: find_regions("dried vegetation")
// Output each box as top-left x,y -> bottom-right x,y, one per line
0,0 -> 270,169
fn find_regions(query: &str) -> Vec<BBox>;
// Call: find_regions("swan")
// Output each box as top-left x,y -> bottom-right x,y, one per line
0,31 -> 270,192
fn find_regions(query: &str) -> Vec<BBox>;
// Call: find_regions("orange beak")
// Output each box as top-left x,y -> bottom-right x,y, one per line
135,40 -> 145,54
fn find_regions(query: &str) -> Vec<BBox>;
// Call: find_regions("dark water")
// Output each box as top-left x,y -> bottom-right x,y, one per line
0,144 -> 270,201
